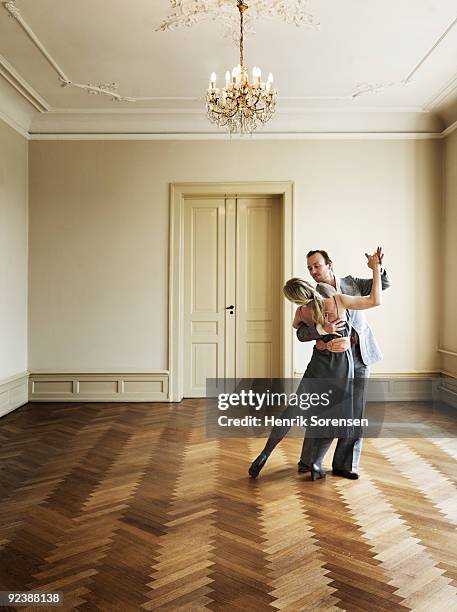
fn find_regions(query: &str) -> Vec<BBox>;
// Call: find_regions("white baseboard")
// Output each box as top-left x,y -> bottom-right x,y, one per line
0,372 -> 29,417
29,371 -> 169,402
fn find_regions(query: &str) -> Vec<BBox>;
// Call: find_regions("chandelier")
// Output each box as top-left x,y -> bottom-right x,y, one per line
206,0 -> 277,134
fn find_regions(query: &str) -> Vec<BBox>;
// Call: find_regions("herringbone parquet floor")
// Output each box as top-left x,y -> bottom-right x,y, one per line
1,400 -> 457,611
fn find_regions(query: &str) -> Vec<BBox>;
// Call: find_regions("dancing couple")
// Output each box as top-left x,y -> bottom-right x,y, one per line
249,247 -> 391,481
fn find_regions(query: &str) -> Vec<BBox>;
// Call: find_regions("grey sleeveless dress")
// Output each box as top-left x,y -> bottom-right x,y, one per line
297,297 -> 356,440
256,297 -> 357,467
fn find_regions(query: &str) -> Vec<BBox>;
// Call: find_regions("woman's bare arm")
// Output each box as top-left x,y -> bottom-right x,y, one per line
337,252 -> 382,311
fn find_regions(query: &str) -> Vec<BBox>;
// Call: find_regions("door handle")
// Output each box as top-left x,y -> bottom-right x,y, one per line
225,305 -> 235,314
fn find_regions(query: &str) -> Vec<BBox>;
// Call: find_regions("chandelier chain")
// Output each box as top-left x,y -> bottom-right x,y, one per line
238,1 -> 246,67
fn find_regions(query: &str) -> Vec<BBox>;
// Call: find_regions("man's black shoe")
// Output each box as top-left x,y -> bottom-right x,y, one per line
332,468 -> 359,480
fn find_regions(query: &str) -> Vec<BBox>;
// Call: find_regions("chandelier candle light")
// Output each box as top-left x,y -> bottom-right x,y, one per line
206,0 -> 277,134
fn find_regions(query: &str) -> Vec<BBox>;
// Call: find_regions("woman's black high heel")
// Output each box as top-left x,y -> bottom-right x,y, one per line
249,452 -> 268,479
310,464 -> 326,481
297,460 -> 310,473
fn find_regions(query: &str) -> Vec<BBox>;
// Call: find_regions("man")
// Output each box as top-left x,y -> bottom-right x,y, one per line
297,247 -> 391,479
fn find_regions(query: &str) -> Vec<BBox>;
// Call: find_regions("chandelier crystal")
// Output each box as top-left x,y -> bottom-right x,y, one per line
206,0 -> 277,134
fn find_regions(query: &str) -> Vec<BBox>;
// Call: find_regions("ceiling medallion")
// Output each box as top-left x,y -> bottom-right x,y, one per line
157,0 -> 320,40
206,0 -> 277,134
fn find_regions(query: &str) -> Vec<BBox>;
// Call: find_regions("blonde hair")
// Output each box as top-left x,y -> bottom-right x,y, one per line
283,277 -> 326,326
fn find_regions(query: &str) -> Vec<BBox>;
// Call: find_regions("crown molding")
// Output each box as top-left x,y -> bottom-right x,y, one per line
0,93 -> 453,140
0,76 -> 35,137
28,131 -> 443,141
0,105 -> 29,138
441,118 -> 457,138
26,106 -> 444,137
44,104 -> 429,115
424,70 -> 457,111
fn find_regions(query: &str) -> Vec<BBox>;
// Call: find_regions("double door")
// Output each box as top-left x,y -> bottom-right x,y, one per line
183,195 -> 281,397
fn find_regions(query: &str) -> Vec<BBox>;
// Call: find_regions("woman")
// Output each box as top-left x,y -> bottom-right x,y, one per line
248,250 -> 381,480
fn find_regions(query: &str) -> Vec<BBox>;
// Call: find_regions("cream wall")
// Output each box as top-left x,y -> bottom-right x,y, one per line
0,119 -> 28,380
28,139 -> 442,375
441,131 -> 457,377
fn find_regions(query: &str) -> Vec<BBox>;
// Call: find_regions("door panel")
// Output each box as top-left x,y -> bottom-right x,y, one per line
236,197 -> 281,378
225,198 -> 236,379
184,199 -> 226,397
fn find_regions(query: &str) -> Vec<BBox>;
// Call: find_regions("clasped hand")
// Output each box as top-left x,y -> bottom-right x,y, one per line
365,246 -> 383,270
316,337 -> 351,352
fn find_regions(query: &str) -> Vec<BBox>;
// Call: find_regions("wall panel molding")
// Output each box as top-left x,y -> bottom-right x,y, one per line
29,371 -> 169,402
0,372 -> 29,417
438,348 -> 457,357
439,373 -> 457,409
439,349 -> 457,380
293,371 -> 442,402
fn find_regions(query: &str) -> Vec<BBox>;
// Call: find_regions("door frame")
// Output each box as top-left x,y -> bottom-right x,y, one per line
168,181 -> 294,402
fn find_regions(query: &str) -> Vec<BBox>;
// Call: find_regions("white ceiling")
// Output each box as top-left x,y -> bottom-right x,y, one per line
1,0 -> 457,136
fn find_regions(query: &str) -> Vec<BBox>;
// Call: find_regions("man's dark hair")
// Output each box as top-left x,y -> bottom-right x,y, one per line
306,249 -> 332,265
